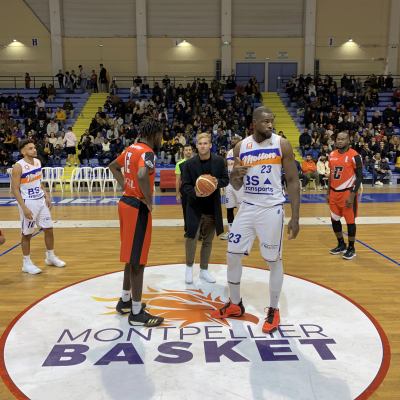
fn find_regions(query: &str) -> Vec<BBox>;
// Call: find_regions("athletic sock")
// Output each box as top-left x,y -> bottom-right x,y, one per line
228,223 -> 232,232
46,249 -> 55,257
348,240 -> 355,249
131,301 -> 142,315
122,290 -> 131,302
228,282 -> 241,305
270,290 -> 281,309
338,237 -> 345,246
23,255 -> 31,263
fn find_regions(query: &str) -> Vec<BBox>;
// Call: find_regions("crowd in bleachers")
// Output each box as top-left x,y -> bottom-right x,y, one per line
287,73 -> 400,185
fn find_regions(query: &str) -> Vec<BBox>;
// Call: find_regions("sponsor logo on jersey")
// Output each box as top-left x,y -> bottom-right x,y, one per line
242,151 -> 277,165
246,142 -> 253,149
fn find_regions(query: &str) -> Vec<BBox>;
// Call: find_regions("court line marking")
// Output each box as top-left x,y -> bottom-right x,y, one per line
304,210 -> 400,267
0,213 -> 71,259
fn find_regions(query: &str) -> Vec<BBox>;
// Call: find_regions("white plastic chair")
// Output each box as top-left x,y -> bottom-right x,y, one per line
65,168 -> 81,192
91,167 -> 105,192
79,167 -> 93,192
52,167 -> 65,192
41,167 -> 53,191
103,167 -> 117,191
307,178 -> 316,190
6,168 -> 13,193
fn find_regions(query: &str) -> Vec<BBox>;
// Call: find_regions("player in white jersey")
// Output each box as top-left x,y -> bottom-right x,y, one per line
221,135 -> 244,240
11,139 -> 66,274
211,107 -> 300,333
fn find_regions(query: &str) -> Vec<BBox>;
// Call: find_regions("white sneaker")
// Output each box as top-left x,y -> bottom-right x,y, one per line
68,163 -> 71,167
301,187 -> 306,191
185,266 -> 193,284
22,260 -> 42,274
389,182 -> 392,186
375,181 -> 383,186
45,254 -> 66,267
220,231 -> 230,240
199,269 -> 216,283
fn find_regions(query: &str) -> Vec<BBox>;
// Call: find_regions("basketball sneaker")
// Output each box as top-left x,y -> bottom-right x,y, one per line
185,266 -> 193,284
211,299 -> 245,319
45,253 -> 66,267
116,298 -> 146,315
22,260 -> 42,274
330,242 -> 347,255
128,308 -> 164,327
199,269 -> 216,283
342,247 -> 356,260
262,307 -> 280,333
220,231 -> 230,240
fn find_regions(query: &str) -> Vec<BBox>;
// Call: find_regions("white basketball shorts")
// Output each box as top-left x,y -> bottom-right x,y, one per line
227,201 -> 285,261
18,196 -> 53,235
225,184 -> 244,209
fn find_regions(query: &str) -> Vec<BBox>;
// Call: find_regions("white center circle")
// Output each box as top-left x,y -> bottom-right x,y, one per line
2,264 -> 387,400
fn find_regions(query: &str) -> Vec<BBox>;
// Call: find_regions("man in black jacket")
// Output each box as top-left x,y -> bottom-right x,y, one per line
299,130 -> 311,156
182,133 -> 229,284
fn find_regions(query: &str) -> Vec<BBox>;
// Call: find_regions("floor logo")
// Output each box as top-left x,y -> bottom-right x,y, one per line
0,264 -> 390,400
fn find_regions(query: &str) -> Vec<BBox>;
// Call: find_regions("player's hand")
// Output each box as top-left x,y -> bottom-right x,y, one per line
45,196 -> 52,211
195,187 -> 207,197
325,193 -> 330,205
23,206 -> 34,220
176,194 -> 181,203
230,157 -> 250,180
212,177 -> 218,188
345,193 -> 355,208
287,218 -> 299,240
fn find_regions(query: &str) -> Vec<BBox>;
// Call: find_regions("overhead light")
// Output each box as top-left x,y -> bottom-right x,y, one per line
13,39 -> 17,42
265,57 -> 270,60
182,40 -> 186,43
348,38 -> 353,42
99,44 -> 103,47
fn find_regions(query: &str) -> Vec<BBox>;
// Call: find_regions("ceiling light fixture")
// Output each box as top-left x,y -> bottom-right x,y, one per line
348,38 -> 353,42
13,39 -> 17,42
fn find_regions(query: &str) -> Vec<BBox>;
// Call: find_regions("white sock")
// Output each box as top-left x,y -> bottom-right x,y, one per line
267,258 -> 284,309
122,290 -> 131,302
23,255 -> 31,262
228,282 -> 241,305
131,301 -> 142,315
228,223 -> 232,231
47,249 -> 54,257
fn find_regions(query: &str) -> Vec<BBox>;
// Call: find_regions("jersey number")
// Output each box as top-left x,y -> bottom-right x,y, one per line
261,165 -> 272,173
125,152 -> 132,174
333,166 -> 343,180
229,233 -> 241,243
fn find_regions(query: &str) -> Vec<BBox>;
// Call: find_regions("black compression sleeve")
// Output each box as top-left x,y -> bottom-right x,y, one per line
352,155 -> 363,193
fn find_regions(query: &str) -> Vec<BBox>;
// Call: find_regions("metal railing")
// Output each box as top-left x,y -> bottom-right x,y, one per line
0,75 -> 263,90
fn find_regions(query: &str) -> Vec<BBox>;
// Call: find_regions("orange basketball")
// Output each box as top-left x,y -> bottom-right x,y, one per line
196,174 -> 217,195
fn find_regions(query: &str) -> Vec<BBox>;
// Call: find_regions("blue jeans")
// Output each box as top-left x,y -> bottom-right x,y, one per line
50,155 -> 62,166
81,78 -> 87,93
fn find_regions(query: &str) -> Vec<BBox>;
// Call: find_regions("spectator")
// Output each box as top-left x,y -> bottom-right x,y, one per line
25,73 -> 31,89
78,136 -> 94,166
386,73 -> 394,90
142,76 -> 149,93
55,70 -> 64,88
64,71 -> 74,93
47,118 -> 59,136
384,121 -> 395,140
36,119 -> 46,140
47,84 -> 56,102
91,70 -> 98,93
94,132 -> 104,153
306,143 -> 321,163
371,152 -> 391,185
297,96 -> 307,117
43,136 -> 54,161
48,131 -> 57,146
369,137 -> 379,153
284,152 -> 307,191
236,82 -> 245,95
79,65 -> 88,94
56,107 -> 66,129
110,81 -> 119,95
0,148 -> 15,173
383,104 -> 396,125
389,136 -> 400,161
161,139 -> 174,164
63,127 -> 78,167
360,143 -> 373,162
39,83 -> 48,100
35,96 -> 45,114
63,98 -> 74,120
9,97 -> 20,117
97,138 -> 112,165
299,129 -> 311,156
51,144 -> 63,166
317,154 -> 330,189
302,154 -> 320,190
99,64 -> 107,93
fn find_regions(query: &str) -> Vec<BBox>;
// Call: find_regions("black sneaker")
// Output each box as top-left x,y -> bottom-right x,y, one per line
342,247 -> 356,260
116,298 -> 146,315
330,243 -> 347,255
184,233 -> 188,238
128,308 -> 164,327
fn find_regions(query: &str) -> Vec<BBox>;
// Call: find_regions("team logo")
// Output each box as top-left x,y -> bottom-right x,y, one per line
24,165 -> 30,170
1,264 -> 389,400
246,142 -> 253,149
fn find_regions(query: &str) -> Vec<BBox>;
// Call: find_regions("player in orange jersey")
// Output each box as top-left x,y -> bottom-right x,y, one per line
109,117 -> 164,327
326,132 -> 363,260
0,230 -> 5,246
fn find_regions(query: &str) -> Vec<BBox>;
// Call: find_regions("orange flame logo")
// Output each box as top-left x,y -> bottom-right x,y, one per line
92,287 -> 259,328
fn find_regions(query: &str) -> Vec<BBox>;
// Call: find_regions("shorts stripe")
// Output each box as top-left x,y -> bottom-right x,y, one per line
227,250 -> 248,255
130,208 -> 148,264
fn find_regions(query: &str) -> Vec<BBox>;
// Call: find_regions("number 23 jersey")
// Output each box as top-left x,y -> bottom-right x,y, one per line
116,142 -> 155,198
328,149 -> 362,191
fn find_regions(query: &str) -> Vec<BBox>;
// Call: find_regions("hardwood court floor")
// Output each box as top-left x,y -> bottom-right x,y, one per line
0,192 -> 399,399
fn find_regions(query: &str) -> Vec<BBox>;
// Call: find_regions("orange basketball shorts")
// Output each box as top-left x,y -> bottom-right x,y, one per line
118,196 -> 152,264
329,189 -> 358,225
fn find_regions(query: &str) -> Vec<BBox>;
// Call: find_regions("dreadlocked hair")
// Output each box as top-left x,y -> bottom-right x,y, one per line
138,117 -> 164,140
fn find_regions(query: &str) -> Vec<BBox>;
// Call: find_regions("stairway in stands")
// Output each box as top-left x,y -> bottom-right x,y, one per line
62,93 -> 108,183
261,92 -> 302,161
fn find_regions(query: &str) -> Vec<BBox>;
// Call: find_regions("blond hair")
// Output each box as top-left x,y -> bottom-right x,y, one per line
196,132 -> 211,143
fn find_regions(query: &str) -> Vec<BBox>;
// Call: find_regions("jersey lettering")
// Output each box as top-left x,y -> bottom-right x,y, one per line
333,166 -> 343,180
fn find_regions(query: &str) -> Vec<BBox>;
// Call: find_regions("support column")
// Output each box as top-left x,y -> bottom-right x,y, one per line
221,0 -> 232,76
385,0 -> 400,75
304,0 -> 316,75
49,0 -> 63,76
136,0 -> 148,76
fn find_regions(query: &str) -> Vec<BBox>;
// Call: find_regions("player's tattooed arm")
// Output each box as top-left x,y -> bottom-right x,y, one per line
137,166 -> 153,212
230,141 -> 249,190
325,174 -> 331,205
281,139 -> 300,240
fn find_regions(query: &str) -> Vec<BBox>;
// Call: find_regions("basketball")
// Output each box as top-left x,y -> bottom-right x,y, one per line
44,147 -> 50,154
196,174 -> 217,195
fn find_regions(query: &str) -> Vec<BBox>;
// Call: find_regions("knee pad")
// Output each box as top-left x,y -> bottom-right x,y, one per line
331,219 -> 342,233
267,258 -> 284,293
347,223 -> 356,237
227,252 -> 244,283
227,208 -> 234,224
